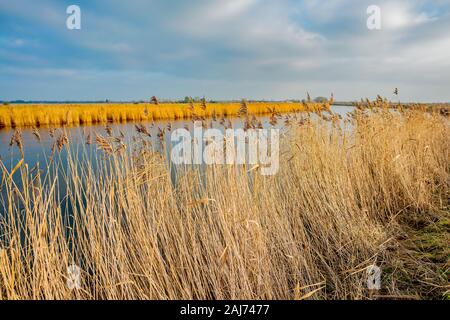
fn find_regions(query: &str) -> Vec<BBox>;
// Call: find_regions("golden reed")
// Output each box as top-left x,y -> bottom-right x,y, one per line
0,102 -> 448,300
0,101 -> 328,128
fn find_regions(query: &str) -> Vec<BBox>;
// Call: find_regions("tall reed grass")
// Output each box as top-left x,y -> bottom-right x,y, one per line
0,102 -> 327,128
0,105 -> 448,300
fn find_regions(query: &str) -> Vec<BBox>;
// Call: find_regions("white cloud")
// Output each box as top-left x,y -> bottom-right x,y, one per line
203,0 -> 258,20
169,0 -> 324,67
382,2 -> 438,29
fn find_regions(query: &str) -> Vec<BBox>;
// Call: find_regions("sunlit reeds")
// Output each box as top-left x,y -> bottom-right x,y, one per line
0,101 -> 328,128
0,102 -> 448,300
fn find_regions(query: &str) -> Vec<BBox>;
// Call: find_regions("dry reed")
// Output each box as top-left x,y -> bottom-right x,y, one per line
0,104 -> 448,300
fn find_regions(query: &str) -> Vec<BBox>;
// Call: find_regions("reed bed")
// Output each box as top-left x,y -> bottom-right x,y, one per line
0,104 -> 448,300
0,101 -> 327,128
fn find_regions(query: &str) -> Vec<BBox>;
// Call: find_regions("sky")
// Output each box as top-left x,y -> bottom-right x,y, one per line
1,0 -> 450,102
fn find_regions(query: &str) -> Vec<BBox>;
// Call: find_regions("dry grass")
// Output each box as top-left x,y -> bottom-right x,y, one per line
0,104 -> 448,300
0,101 -> 328,128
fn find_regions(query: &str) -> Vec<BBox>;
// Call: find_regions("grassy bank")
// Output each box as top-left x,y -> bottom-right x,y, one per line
0,104 -> 448,299
0,101 -> 328,128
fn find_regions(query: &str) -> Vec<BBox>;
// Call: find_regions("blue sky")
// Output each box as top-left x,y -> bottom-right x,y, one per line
1,0 -> 450,101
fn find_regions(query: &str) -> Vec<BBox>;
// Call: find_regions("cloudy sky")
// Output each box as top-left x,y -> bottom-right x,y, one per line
1,0 -> 449,101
